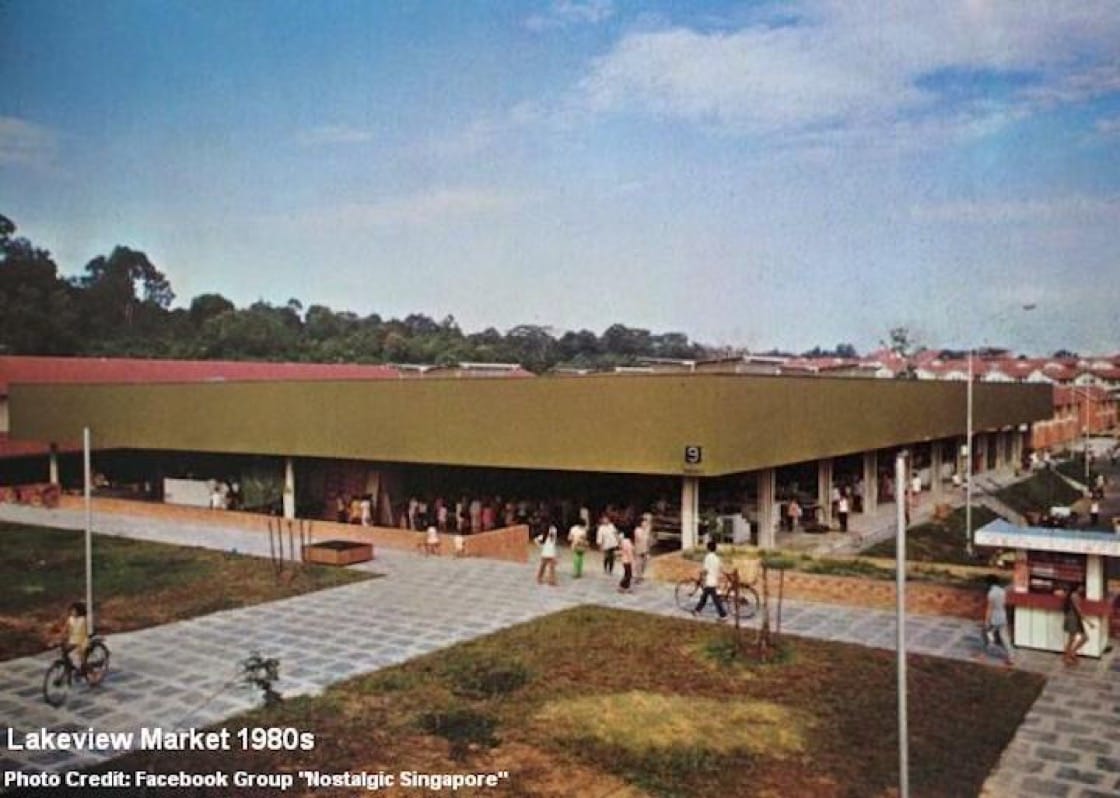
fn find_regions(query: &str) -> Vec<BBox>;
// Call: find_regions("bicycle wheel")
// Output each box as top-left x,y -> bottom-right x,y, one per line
675,578 -> 700,611
83,641 -> 110,686
731,586 -> 760,620
43,661 -> 70,707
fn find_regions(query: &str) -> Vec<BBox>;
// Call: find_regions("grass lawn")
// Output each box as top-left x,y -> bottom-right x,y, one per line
86,606 -> 1043,798
995,469 -> 1082,516
1055,455 -> 1102,486
0,523 -> 371,660
864,505 -> 998,566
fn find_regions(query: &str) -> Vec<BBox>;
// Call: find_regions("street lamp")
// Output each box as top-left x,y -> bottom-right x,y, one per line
964,305 -> 1036,556
965,351 -> 975,556
1076,386 -> 1092,481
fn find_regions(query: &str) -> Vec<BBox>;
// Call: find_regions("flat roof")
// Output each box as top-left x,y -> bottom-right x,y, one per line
9,373 -> 1052,477
975,519 -> 1120,557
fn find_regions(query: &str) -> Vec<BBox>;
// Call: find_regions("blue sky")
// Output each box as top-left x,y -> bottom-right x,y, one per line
2,0 -> 1118,355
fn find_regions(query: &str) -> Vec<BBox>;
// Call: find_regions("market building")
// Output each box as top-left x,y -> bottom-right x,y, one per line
5,360 -> 1051,550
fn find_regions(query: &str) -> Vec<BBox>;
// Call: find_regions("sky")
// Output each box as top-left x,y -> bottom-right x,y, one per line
1,0 -> 1118,356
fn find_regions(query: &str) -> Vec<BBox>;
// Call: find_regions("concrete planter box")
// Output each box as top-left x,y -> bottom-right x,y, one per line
302,540 -> 373,566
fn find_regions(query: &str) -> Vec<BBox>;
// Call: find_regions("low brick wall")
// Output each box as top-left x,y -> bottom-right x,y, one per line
56,496 -> 530,564
649,551 -> 986,620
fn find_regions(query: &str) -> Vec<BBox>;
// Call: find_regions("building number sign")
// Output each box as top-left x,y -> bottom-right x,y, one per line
684,445 -> 702,465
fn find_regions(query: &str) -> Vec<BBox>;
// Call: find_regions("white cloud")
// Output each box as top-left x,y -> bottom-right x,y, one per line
574,1 -> 1120,140
295,124 -> 373,147
526,0 -> 614,32
0,117 -> 58,168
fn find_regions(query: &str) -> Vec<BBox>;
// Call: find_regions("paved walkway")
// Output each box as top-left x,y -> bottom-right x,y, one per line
1,504 -> 1118,797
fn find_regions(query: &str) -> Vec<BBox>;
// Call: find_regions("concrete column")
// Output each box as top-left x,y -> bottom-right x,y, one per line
1012,429 -> 1025,470
757,468 -> 777,549
48,445 -> 60,486
976,435 -> 989,474
282,457 -> 296,520
681,476 -> 699,551
862,451 -> 878,514
930,442 -> 943,501
817,458 -> 834,527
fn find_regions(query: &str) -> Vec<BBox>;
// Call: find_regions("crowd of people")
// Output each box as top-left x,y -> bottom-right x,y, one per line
329,491 -> 668,543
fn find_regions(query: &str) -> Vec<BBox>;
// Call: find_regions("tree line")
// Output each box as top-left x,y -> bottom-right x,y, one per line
0,213 -> 861,372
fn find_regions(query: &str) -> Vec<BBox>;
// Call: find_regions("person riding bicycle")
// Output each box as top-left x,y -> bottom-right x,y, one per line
59,601 -> 90,672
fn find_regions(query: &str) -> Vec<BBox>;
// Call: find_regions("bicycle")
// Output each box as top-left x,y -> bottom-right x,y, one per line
675,570 -> 760,619
42,637 -> 110,707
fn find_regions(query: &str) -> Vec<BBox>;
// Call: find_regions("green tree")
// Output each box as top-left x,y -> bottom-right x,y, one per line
76,246 -> 175,342
882,327 -> 919,379
198,306 -> 299,360
0,214 -> 80,354
505,324 -> 557,373
601,323 -> 652,358
188,293 -> 235,327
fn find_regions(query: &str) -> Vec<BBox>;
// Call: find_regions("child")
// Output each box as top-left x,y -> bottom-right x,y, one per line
617,529 -> 635,593
568,519 -> 589,578
425,525 -> 441,556
62,601 -> 90,671
536,526 -> 558,585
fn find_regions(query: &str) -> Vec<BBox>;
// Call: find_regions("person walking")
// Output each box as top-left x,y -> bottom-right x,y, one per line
597,514 -> 620,575
567,519 -> 589,578
982,575 -> 1014,666
633,513 -> 652,584
837,492 -> 850,532
787,498 -> 803,531
617,530 -> 635,593
536,525 -> 558,586
691,539 -> 728,621
1062,583 -> 1093,665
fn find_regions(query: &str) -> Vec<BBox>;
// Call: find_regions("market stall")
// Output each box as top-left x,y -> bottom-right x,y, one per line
975,519 -> 1119,658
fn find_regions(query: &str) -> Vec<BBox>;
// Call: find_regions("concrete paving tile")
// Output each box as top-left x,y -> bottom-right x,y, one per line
1019,777 -> 1074,796
1095,756 -> 1120,773
1054,767 -> 1104,786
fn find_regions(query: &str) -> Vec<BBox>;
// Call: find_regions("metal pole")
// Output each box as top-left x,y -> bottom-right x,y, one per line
83,427 -> 94,635
965,351 -> 973,556
895,450 -> 909,798
1083,390 -> 1090,481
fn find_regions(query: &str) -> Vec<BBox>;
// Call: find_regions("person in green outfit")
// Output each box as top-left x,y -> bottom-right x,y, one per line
567,518 -> 589,578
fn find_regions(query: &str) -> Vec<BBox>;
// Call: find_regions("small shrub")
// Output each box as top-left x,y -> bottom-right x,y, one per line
441,652 -> 531,699
704,635 -> 795,668
418,706 -> 498,757
704,635 -> 748,666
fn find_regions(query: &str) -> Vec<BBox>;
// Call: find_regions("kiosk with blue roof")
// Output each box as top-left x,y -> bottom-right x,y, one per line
975,519 -> 1119,658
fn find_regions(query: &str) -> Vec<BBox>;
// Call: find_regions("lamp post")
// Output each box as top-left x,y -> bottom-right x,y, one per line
894,450 -> 910,798
83,427 -> 94,634
1078,387 -> 1092,481
965,351 -> 974,556
964,304 -> 1036,556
